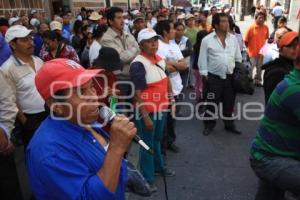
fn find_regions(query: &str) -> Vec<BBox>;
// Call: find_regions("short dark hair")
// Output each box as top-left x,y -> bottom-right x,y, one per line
255,12 -> 266,20
212,13 -> 228,29
37,22 -> 49,32
106,7 -> 123,24
42,30 -> 60,41
92,24 -> 108,39
154,20 -> 171,37
210,6 -> 217,11
278,16 -> 287,24
152,10 -> 158,16
174,22 -> 184,29
0,17 -> 9,27
73,20 -> 83,35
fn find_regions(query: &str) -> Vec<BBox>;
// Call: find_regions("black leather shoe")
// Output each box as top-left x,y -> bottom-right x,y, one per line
225,127 -> 242,135
203,127 -> 213,136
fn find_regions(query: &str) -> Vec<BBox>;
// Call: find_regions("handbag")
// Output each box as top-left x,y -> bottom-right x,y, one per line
233,62 -> 255,95
126,160 -> 152,197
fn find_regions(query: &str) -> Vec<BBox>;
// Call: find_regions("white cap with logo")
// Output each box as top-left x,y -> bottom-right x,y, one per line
137,28 -> 159,44
5,25 -> 32,43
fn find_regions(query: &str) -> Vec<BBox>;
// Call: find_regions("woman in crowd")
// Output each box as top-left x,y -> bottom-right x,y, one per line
33,22 -> 50,57
80,26 -> 93,68
171,22 -> 193,90
40,30 -> 80,63
71,20 -> 86,58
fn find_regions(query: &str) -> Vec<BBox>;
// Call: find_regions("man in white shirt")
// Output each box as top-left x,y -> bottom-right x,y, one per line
0,68 -> 23,200
199,13 -> 242,136
272,2 -> 284,30
0,25 -> 47,147
155,20 -> 187,153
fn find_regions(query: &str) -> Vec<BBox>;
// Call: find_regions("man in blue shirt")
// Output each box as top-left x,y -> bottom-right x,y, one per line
0,33 -> 12,66
26,58 -> 137,200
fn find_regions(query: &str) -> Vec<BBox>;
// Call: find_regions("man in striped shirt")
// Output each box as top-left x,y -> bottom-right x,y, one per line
250,30 -> 300,199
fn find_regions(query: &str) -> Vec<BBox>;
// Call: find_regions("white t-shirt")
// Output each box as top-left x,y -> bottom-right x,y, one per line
157,40 -> 184,96
150,18 -> 157,28
89,40 -> 101,66
272,6 -> 284,17
260,43 -> 279,64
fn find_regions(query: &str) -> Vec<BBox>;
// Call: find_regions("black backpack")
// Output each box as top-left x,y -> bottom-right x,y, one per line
233,62 -> 255,95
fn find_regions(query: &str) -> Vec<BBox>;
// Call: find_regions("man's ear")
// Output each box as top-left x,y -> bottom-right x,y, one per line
9,41 -> 16,51
46,98 -> 64,116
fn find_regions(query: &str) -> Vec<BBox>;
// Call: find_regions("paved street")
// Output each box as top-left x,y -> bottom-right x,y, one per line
128,86 -> 264,200
127,16 -> 299,200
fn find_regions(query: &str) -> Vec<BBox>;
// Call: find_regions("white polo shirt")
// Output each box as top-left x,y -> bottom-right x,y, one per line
157,40 -> 184,96
0,55 -> 45,114
89,40 -> 102,66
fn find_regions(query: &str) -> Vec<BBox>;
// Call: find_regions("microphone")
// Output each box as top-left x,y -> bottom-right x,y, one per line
99,106 -> 153,154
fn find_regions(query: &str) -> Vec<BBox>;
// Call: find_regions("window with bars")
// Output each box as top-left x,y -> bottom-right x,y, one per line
0,0 -> 44,15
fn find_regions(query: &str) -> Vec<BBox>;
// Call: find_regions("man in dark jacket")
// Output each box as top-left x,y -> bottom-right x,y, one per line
263,31 -> 298,103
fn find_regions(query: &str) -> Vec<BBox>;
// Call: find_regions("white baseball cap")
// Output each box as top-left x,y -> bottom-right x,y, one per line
31,9 -> 37,15
137,28 -> 158,44
5,25 -> 32,43
30,18 -> 40,27
8,17 -> 20,26
50,21 -> 62,31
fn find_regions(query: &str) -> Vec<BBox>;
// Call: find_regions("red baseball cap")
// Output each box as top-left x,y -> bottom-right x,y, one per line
35,59 -> 103,100
279,31 -> 298,48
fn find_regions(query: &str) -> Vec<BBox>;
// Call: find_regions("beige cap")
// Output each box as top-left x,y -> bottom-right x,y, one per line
177,13 -> 186,19
50,21 -> 62,31
89,11 -> 102,21
185,13 -> 195,20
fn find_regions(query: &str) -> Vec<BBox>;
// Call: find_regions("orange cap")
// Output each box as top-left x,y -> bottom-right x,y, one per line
279,31 -> 298,48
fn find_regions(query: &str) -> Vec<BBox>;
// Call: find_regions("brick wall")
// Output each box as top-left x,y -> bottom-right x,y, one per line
72,0 -> 105,14
0,0 -> 44,18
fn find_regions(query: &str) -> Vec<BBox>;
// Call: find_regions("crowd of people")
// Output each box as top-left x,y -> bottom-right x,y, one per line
0,3 -> 299,200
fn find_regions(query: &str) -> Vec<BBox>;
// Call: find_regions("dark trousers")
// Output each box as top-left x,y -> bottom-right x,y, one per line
180,68 -> 189,89
22,111 -> 48,148
250,156 -> 300,199
0,154 -> 23,200
203,73 -> 236,129
274,16 -> 281,30
162,95 -> 182,153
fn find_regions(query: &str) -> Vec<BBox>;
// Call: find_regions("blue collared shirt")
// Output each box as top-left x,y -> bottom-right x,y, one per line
26,116 -> 127,200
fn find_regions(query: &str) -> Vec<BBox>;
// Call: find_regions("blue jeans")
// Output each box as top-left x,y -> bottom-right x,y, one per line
250,156 -> 300,200
135,112 -> 167,184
